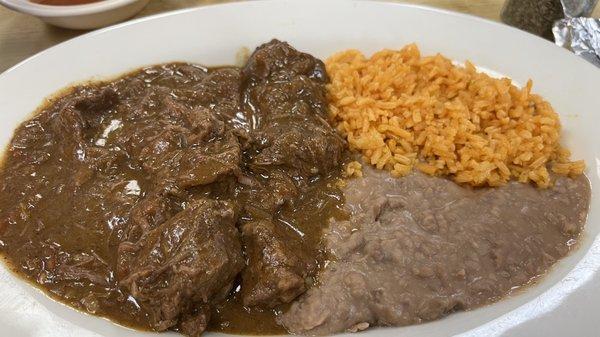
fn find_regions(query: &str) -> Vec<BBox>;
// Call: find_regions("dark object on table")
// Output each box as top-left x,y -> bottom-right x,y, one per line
501,0 -> 565,40
501,0 -> 598,42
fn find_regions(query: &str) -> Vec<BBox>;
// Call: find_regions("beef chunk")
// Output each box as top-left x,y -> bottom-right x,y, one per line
242,40 -> 345,179
52,86 -> 119,139
191,68 -> 242,124
242,39 -> 328,83
241,39 -> 329,126
241,220 -> 316,308
247,73 -> 329,121
145,130 -> 241,190
50,105 -> 86,148
117,198 -> 244,336
118,194 -> 177,244
137,104 -> 242,190
250,119 -> 344,176
178,307 -> 211,337
72,86 -> 119,117
238,169 -> 300,219
43,87 -> 119,158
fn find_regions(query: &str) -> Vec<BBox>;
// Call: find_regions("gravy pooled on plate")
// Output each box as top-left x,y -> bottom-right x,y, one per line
0,40 -> 347,336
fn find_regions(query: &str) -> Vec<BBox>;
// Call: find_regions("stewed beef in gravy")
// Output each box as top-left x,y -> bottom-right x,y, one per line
0,39 -> 592,337
0,40 -> 346,337
280,166 -> 590,334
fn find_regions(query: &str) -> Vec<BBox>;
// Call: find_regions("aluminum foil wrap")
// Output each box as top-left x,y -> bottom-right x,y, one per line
554,18 -> 600,67
553,0 -> 600,67
560,0 -> 597,17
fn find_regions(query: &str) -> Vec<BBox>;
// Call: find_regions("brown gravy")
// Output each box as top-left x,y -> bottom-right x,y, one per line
0,41 -> 347,336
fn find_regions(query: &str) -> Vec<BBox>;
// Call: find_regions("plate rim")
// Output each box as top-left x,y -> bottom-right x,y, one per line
1,0 -> 598,81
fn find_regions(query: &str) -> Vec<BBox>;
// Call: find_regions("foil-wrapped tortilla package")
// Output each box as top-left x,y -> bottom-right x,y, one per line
553,17 -> 600,67
553,0 -> 600,67
560,0 -> 597,17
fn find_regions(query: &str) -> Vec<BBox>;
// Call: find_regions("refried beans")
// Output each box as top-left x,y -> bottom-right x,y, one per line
281,165 -> 590,334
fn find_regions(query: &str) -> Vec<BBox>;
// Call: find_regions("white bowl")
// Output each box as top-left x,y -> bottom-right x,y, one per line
0,0 -> 149,29
0,1 -> 600,336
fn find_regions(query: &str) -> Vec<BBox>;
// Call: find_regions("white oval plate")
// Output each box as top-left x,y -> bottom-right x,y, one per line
1,1 -> 599,336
